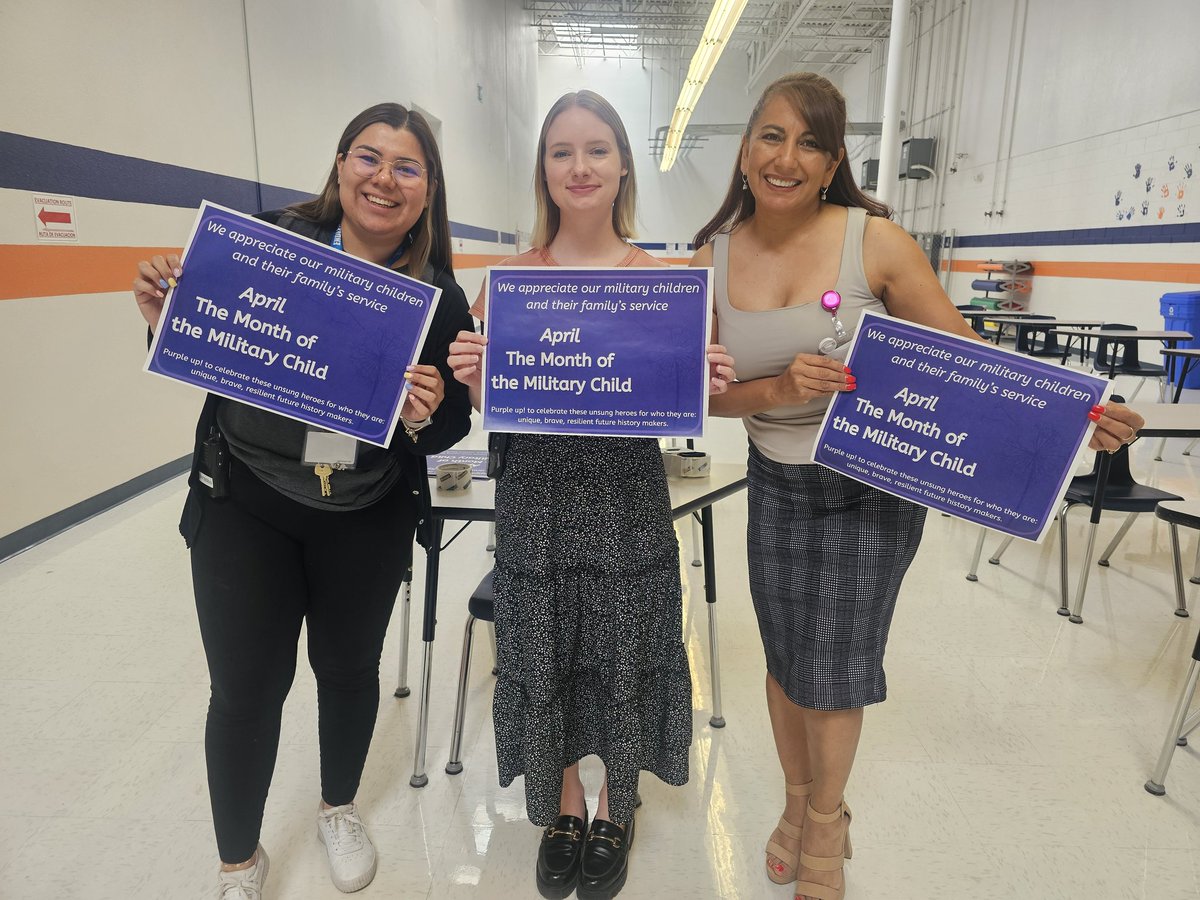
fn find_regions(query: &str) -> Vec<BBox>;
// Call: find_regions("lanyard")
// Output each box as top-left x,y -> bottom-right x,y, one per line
330,225 -> 410,268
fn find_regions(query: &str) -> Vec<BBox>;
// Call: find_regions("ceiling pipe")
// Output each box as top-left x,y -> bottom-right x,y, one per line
876,0 -> 912,208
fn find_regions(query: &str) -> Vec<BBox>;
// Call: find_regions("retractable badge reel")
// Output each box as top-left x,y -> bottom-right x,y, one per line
817,290 -> 849,355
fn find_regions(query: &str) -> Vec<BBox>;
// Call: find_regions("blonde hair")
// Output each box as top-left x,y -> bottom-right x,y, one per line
531,91 -> 637,248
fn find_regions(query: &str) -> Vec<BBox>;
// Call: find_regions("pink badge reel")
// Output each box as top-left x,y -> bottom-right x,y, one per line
817,290 -> 849,356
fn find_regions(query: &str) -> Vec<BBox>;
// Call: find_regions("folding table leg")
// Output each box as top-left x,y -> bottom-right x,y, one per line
1168,523 -> 1192,618
394,574 -> 412,698
967,527 -> 987,581
1068,522 -> 1102,624
410,640 -> 434,788
1057,507 -> 1073,617
1145,659 -> 1200,795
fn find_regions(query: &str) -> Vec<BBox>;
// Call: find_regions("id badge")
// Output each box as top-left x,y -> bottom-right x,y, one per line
302,425 -> 359,470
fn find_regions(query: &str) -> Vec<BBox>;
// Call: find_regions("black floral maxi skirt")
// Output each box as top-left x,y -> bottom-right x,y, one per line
491,434 -> 691,826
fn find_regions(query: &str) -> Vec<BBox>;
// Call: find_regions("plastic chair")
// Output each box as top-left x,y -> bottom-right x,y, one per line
1014,315 -> 1063,358
1145,499 -> 1200,796
986,440 -> 1184,622
957,304 -> 990,338
445,569 -> 499,775
1091,323 -> 1168,401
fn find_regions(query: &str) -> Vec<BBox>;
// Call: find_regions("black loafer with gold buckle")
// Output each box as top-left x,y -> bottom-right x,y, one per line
536,810 -> 588,899
576,813 -> 635,900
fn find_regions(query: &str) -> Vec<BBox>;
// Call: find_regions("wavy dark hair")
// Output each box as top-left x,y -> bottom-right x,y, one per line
287,103 -> 453,276
694,72 -> 890,248
532,90 -> 638,248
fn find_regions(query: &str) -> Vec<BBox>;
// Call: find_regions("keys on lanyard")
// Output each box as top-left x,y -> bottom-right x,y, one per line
818,290 -> 848,355
314,463 -> 333,497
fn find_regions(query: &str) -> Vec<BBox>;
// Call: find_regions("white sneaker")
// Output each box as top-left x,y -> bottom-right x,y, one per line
316,802 -> 378,893
217,844 -> 269,899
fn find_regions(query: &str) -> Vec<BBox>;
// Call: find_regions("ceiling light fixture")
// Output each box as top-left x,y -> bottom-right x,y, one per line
660,0 -> 748,172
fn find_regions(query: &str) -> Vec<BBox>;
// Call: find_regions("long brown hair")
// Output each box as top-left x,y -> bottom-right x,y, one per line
531,91 -> 638,248
694,72 -> 890,248
288,103 -> 454,276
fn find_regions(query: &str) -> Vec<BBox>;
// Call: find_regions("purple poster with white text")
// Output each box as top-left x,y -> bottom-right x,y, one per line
813,312 -> 1112,542
482,267 -> 712,438
144,202 -> 441,447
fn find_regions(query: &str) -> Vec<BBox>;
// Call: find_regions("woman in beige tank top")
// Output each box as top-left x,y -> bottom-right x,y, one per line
690,73 -> 1144,900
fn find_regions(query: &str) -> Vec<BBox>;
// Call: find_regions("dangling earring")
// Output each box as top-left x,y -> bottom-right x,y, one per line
741,174 -> 748,191
820,184 -> 829,201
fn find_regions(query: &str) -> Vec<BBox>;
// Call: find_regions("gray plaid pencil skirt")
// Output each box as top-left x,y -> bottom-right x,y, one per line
747,442 -> 927,710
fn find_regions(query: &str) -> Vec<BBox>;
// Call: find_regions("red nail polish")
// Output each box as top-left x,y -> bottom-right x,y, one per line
1092,404 -> 1105,414
1087,411 -> 1101,421
843,366 -> 853,374
847,384 -> 857,391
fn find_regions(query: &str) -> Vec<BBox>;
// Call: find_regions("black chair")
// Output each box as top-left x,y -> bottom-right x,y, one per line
957,304 -> 990,338
986,432 -> 1184,622
1145,500 -> 1200,796
1057,441 -> 1185,622
445,569 -> 498,775
1014,315 -> 1063,358
1091,323 -> 1167,401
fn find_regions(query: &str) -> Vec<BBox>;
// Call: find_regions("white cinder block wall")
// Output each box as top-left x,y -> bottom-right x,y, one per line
0,0 -> 537,540
5,0 -> 1198,542
838,0 -> 1200,326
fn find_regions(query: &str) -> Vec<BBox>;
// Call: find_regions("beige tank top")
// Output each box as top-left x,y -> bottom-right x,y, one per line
713,206 -> 886,464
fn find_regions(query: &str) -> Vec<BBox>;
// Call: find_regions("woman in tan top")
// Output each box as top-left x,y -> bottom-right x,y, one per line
690,73 -> 1144,900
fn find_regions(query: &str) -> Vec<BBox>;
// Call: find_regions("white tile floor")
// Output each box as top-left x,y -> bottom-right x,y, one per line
1,410 -> 1199,899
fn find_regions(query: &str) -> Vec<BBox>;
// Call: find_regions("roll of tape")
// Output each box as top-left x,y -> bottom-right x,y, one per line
663,449 -> 711,478
435,462 -> 472,493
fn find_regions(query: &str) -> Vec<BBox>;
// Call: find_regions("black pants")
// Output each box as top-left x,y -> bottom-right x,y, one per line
191,458 -> 415,863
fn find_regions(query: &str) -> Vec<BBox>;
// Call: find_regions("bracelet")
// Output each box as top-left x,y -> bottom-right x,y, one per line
401,414 -> 432,443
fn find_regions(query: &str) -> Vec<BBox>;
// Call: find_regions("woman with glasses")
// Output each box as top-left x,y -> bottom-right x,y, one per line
133,103 -> 473,899
449,90 -> 733,900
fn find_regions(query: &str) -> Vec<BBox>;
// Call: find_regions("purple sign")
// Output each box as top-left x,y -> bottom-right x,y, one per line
813,312 -> 1112,541
144,202 -> 441,447
482,267 -> 712,438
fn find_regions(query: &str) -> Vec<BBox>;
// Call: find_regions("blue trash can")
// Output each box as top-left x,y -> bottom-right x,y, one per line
1160,290 -> 1200,389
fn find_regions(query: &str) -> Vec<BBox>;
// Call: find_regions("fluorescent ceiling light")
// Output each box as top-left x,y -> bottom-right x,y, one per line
660,0 -> 748,172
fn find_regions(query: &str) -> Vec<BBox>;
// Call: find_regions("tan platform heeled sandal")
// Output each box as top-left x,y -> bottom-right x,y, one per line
794,799 -> 853,900
764,780 -> 812,884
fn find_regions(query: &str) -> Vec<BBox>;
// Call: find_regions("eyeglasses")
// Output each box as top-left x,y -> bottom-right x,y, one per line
345,149 -> 426,181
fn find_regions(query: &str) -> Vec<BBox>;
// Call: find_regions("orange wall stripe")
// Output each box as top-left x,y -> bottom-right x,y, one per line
943,258 -> 1200,283
1,246 -> 512,301
0,245 -> 183,301
30,245 -> 1191,301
